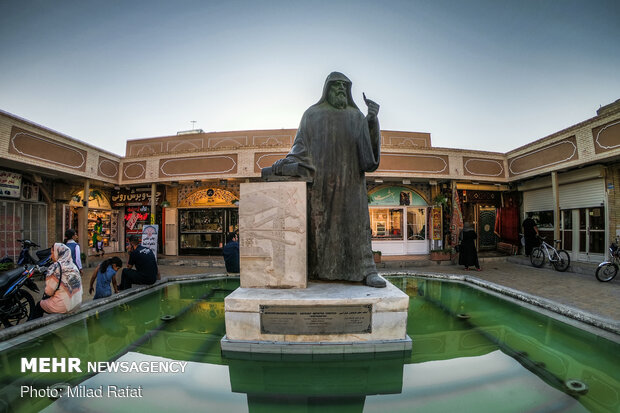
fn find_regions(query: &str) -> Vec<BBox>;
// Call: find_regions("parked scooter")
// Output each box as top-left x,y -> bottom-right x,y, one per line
16,239 -> 52,267
0,264 -> 42,327
0,240 -> 52,328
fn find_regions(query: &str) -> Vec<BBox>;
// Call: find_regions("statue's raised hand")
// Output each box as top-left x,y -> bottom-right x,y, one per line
363,92 -> 380,121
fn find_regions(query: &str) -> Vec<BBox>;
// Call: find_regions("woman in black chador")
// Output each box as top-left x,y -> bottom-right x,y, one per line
458,222 -> 481,271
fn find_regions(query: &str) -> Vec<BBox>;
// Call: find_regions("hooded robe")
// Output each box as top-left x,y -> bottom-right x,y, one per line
279,72 -> 381,282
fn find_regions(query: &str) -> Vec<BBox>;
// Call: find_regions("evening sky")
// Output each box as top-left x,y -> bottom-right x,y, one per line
1,0 -> 618,156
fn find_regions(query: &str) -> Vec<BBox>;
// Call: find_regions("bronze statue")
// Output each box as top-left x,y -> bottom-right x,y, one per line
263,72 -> 385,287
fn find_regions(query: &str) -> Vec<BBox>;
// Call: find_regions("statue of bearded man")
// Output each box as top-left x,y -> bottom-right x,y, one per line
268,72 -> 385,287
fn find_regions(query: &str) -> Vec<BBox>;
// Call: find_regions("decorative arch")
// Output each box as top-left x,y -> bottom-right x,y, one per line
178,187 -> 239,207
69,189 -> 111,209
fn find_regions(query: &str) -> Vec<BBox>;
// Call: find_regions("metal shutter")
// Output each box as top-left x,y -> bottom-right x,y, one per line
559,179 -> 605,209
523,188 -> 555,212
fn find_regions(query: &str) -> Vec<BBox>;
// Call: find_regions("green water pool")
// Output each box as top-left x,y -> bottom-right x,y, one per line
0,277 -> 618,413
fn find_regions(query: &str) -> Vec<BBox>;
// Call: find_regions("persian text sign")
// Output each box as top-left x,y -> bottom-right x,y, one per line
260,304 -> 372,335
0,170 -> 22,199
127,212 -> 139,230
141,225 -> 158,261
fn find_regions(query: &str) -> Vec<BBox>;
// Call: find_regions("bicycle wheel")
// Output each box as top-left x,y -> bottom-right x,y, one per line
552,250 -> 570,272
595,263 -> 618,282
530,247 -> 545,267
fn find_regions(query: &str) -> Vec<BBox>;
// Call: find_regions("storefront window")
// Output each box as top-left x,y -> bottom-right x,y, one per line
531,210 -> 554,242
370,208 -> 403,239
178,208 -> 237,255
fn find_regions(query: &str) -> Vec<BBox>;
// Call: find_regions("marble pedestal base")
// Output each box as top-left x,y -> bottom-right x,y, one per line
221,279 -> 411,356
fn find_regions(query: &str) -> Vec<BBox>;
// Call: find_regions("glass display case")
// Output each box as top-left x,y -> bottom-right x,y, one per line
179,208 -> 238,255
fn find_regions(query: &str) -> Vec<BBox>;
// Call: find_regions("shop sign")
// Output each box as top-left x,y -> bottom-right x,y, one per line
0,170 -> 22,199
141,225 -> 158,261
179,188 -> 238,207
111,187 -> 162,207
432,206 -> 442,240
127,212 -> 139,230
368,186 -> 427,206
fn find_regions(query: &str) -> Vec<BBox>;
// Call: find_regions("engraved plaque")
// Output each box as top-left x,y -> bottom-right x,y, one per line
260,305 -> 372,335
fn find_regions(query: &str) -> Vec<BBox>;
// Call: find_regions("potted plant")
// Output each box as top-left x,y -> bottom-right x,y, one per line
429,248 -> 453,261
433,193 -> 449,208
372,250 -> 382,263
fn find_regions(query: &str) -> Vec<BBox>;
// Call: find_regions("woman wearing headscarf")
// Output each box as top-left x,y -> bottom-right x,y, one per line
32,243 -> 83,318
458,222 -> 481,271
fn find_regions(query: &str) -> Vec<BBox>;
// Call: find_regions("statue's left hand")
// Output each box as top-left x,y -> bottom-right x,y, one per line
363,92 -> 380,121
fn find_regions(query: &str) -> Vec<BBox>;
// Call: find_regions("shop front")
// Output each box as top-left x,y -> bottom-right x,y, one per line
111,187 -> 163,252
520,166 -> 607,262
176,187 -> 239,256
368,185 -> 430,255
456,186 -> 504,251
68,189 -> 122,255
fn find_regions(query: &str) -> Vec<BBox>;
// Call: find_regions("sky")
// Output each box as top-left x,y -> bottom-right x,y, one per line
1,0 -> 619,157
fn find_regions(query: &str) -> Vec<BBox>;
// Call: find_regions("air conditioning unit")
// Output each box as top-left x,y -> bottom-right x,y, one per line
21,183 -> 39,202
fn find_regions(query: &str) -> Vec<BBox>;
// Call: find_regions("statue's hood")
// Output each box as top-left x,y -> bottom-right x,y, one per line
315,71 -> 359,110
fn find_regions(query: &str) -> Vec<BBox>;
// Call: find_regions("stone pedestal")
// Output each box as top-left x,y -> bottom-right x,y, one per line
239,182 -> 307,288
223,181 -> 411,356
221,280 -> 411,356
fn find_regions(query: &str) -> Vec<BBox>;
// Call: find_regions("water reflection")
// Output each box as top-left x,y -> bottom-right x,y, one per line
1,277 -> 619,413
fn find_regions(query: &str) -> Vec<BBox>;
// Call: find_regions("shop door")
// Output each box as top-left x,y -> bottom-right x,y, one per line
577,207 -> 605,262
478,207 -> 497,250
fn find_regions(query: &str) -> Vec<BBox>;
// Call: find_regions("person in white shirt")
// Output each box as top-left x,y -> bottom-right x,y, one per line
64,228 -> 83,276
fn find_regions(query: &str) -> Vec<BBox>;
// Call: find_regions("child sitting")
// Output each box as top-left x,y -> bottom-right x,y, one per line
89,256 -> 121,299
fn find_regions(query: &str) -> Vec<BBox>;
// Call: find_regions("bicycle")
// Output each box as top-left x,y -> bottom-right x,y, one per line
530,236 -> 570,272
595,242 -> 620,282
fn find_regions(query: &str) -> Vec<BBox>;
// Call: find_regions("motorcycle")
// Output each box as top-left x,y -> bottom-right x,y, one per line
595,242 -> 620,282
16,239 -> 52,267
0,240 -> 52,328
0,264 -> 42,327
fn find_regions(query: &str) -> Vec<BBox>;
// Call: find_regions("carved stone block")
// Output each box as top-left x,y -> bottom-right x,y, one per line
239,182 -> 307,288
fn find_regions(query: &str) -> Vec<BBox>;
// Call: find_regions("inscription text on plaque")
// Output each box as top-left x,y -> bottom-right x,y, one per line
260,304 -> 372,335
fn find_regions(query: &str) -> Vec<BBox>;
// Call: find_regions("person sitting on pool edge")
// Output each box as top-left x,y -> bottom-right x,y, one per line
119,235 -> 159,290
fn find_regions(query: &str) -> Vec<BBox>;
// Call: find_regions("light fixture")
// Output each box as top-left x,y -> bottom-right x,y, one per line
194,180 -> 201,187
161,200 -> 171,208
402,179 -> 411,185
113,185 -> 120,190
219,179 -> 228,186
374,178 -> 383,184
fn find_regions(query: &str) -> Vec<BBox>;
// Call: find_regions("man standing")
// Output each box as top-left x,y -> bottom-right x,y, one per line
268,72 -> 385,287
522,212 -> 540,257
119,235 -> 159,290
222,232 -> 240,274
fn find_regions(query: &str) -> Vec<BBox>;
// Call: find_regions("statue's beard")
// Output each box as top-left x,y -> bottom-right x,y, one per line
328,91 -> 347,109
